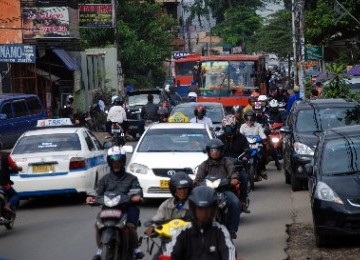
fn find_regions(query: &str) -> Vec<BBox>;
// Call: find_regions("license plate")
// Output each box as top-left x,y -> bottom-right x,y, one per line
160,180 -> 169,189
111,128 -> 122,133
99,209 -> 122,218
33,164 -> 54,173
129,125 -> 138,129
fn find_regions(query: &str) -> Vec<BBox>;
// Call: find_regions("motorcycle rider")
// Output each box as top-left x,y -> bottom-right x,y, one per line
243,96 -> 256,114
0,152 -> 22,217
232,105 -> 244,131
190,105 -> 213,128
219,115 -> 251,213
106,96 -> 127,134
86,146 -> 144,260
169,186 -> 237,260
194,139 -> 241,239
187,91 -> 198,102
264,99 -> 283,171
157,107 -> 170,123
240,110 -> 268,179
141,93 -> 159,122
145,171 -> 192,259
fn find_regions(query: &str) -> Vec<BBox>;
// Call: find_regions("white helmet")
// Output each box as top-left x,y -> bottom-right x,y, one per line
269,99 -> 279,108
188,92 -> 197,98
66,95 -> 74,103
258,95 -> 268,102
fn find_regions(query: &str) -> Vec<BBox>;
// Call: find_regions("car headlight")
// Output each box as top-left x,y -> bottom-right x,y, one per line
128,163 -> 149,174
315,181 -> 344,205
294,142 -> 314,156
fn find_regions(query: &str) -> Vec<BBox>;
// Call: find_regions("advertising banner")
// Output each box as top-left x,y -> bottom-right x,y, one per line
79,4 -> 113,28
0,0 -> 22,44
0,44 -> 36,63
22,7 -> 70,39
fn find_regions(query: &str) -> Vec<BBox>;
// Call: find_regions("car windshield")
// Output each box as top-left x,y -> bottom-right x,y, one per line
128,93 -> 160,106
171,105 -> 223,123
321,138 -> 360,176
137,128 -> 210,152
295,106 -> 359,132
12,133 -> 81,154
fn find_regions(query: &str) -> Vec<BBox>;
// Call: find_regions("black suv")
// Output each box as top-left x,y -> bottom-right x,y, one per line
281,98 -> 360,191
125,89 -> 160,139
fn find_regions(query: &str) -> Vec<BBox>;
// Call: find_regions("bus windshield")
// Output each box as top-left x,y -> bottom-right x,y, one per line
200,60 -> 257,96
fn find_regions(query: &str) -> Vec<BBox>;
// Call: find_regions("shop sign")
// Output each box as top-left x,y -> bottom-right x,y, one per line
0,44 -> 36,63
79,4 -> 113,28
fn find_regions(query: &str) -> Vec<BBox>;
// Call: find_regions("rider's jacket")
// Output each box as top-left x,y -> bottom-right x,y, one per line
140,102 -> 158,121
150,197 -> 191,222
194,157 -> 238,186
239,122 -> 267,139
107,105 -> 127,124
95,168 -> 143,197
170,220 -> 236,260
219,133 -> 249,158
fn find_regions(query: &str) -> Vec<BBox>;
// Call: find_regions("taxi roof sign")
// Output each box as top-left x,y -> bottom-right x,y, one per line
168,112 -> 190,123
37,118 -> 73,127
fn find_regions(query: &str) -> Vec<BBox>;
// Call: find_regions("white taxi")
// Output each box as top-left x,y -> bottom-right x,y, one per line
126,122 -> 214,198
10,118 -> 109,199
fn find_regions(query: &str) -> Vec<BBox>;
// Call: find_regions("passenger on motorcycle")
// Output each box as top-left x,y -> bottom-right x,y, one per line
0,152 -> 22,216
243,96 -> 256,114
232,105 -> 244,130
86,146 -> 144,260
145,171 -> 192,236
169,186 -> 237,260
219,115 -> 251,213
141,93 -> 159,122
267,99 -> 284,124
106,96 -> 127,133
157,107 -> 170,123
240,110 -> 268,179
194,139 -> 241,239
190,105 -> 213,128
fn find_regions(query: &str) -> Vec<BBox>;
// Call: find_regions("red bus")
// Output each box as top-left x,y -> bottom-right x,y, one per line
197,54 -> 267,107
172,52 -> 201,96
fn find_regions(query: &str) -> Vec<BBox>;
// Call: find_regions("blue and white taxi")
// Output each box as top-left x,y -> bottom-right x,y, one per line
10,118 -> 109,199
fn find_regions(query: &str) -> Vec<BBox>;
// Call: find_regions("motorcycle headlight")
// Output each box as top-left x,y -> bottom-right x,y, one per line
315,181 -> 343,205
294,142 -> 314,156
104,195 -> 121,207
246,137 -> 256,144
128,163 -> 149,174
271,137 -> 280,143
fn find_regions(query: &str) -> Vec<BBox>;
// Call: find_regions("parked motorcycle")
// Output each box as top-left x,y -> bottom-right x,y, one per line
88,191 -> 138,260
246,135 -> 265,190
0,189 -> 15,230
144,218 -> 189,260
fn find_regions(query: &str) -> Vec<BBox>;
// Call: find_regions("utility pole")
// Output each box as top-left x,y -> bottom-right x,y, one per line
292,0 -> 305,97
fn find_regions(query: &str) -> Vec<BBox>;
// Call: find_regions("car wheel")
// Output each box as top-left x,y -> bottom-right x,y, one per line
313,220 -> 332,248
284,169 -> 291,184
291,174 -> 301,192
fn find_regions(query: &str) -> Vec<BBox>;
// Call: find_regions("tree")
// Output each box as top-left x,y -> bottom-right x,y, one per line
80,0 -> 176,89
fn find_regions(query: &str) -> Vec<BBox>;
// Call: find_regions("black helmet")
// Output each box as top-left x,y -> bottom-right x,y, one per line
189,186 -> 218,224
113,97 -> 124,106
205,138 -> 224,152
248,96 -> 257,103
244,109 -> 256,122
107,146 -> 126,167
169,171 -> 193,197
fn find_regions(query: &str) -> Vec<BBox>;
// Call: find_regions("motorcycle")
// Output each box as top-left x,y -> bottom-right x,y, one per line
246,135 -> 265,190
144,218 -> 189,260
88,191 -> 139,260
266,121 -> 283,161
105,122 -> 127,147
0,189 -> 15,230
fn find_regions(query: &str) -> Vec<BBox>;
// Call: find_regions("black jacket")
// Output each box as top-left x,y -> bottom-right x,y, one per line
170,221 -> 236,260
140,102 -> 158,121
96,168 -> 143,197
219,133 -> 249,158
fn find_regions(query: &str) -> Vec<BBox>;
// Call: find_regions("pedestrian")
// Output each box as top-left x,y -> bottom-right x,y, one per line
286,85 -> 301,115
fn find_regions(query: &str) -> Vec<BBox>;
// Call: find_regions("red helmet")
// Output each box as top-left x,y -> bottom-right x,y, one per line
194,105 -> 206,117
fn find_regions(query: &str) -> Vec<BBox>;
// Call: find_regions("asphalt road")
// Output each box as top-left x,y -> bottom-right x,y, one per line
0,133 -> 313,260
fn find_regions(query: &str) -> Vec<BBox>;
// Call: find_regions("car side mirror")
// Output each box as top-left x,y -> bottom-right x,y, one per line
280,125 -> 291,134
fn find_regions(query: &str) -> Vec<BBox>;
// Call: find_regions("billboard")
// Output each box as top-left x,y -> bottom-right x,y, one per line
0,44 -> 36,63
79,4 -> 113,28
0,0 -> 22,44
22,7 -> 70,39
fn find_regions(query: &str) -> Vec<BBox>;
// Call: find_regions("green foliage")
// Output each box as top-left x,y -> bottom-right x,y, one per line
91,88 -> 112,106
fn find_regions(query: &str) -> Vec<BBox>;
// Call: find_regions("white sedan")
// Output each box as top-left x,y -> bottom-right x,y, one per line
126,122 -> 214,198
10,118 -> 109,199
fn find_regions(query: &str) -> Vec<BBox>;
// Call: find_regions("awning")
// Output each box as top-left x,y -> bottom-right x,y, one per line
27,66 -> 60,82
52,48 -> 79,71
